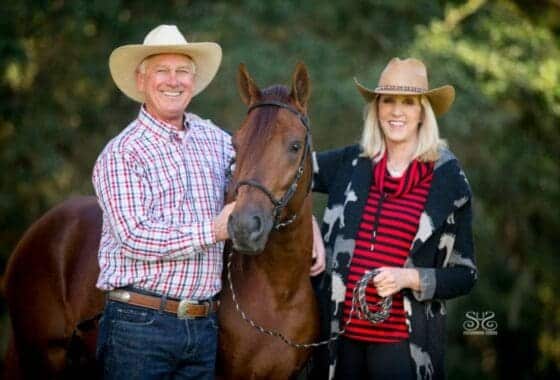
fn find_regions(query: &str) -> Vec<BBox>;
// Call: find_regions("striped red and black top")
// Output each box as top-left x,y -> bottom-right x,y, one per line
342,154 -> 434,343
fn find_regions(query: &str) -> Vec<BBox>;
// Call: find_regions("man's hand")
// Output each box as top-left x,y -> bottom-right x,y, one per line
214,202 -> 236,242
372,267 -> 420,297
310,216 -> 326,276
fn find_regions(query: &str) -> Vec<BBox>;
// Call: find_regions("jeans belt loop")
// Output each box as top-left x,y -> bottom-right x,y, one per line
159,294 -> 167,314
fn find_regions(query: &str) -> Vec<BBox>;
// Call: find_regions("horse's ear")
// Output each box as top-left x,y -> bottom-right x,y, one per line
237,63 -> 260,106
290,62 -> 311,110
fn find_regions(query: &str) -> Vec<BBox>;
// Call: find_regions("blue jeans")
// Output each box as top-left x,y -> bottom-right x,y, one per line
96,300 -> 218,380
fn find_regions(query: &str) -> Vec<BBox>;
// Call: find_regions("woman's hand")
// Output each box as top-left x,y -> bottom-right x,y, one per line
310,216 -> 326,276
372,267 -> 420,297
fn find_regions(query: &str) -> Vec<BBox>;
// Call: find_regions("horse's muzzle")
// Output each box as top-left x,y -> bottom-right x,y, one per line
228,208 -> 273,254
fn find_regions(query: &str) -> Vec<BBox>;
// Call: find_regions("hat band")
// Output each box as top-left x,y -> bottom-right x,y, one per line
375,85 -> 427,93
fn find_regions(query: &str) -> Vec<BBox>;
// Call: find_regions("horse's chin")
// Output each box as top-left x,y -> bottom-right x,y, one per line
230,237 -> 268,255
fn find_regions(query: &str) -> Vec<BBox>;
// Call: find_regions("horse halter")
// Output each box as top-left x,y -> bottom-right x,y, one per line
234,100 -> 312,230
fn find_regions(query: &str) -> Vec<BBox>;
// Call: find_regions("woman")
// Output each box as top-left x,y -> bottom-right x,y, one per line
310,57 -> 477,379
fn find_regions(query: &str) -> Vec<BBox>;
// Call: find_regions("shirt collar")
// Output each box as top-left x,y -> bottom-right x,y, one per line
137,105 -> 189,142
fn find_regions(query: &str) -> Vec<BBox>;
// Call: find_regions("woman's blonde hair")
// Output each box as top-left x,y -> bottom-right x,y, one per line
359,95 -> 446,162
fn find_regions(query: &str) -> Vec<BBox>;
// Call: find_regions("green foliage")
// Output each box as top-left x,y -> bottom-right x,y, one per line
408,1 -> 560,377
1,0 -> 559,378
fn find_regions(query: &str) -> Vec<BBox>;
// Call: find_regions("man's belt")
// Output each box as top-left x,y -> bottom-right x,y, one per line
108,289 -> 219,319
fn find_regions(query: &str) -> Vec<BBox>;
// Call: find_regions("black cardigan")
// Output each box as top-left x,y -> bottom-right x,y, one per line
310,144 -> 477,380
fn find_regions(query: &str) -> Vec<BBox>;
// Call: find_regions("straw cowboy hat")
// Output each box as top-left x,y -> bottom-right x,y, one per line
109,24 -> 222,103
354,57 -> 455,116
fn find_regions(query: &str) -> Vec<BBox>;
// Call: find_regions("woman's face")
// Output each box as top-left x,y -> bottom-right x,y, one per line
377,94 -> 423,147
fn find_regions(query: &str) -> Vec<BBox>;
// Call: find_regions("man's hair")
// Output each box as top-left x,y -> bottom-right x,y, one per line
359,95 -> 446,162
136,54 -> 197,75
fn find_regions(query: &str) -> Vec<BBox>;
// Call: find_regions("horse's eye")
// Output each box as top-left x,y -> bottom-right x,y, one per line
289,142 -> 302,153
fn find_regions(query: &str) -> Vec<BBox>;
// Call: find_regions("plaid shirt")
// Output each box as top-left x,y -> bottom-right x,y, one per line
93,107 -> 234,300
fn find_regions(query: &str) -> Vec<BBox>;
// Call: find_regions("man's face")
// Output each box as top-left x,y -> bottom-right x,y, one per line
136,53 -> 196,128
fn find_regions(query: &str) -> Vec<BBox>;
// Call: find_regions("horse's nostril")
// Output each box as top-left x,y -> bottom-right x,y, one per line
230,209 -> 270,249
251,215 -> 262,232
248,214 -> 265,242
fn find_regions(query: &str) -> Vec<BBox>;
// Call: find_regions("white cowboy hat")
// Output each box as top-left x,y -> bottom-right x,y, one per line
354,57 -> 455,116
109,24 -> 222,103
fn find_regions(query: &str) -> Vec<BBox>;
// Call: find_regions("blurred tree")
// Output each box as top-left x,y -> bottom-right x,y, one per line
408,0 -> 560,378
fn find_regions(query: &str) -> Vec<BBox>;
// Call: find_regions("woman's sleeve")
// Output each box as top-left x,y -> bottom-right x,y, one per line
413,198 -> 478,301
312,147 -> 347,194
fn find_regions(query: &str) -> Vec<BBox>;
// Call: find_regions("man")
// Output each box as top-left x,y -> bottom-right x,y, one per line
93,24 -> 234,379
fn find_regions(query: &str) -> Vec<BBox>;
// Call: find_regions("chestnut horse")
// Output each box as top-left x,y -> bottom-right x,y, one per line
2,63 -> 318,379
218,63 -> 319,379
3,196 -> 104,379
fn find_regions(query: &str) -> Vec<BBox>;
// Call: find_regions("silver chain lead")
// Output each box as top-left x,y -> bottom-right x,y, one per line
226,250 -> 392,349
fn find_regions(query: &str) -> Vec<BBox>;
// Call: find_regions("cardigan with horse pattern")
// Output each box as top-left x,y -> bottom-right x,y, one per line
310,144 -> 477,380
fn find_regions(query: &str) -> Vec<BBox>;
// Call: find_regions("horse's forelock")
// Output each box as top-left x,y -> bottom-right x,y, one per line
240,85 -> 293,152
261,85 -> 291,103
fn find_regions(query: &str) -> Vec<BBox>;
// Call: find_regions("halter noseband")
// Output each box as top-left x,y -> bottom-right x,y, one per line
234,100 -> 312,230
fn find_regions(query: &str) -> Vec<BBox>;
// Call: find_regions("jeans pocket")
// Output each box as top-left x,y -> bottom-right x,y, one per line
111,303 -> 155,326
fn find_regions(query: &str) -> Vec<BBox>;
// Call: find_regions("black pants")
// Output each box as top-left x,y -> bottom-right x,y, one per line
335,337 -> 415,380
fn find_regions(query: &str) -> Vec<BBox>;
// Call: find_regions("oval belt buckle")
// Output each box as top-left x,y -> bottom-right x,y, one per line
110,290 -> 131,302
177,300 -> 198,319
177,300 -> 192,319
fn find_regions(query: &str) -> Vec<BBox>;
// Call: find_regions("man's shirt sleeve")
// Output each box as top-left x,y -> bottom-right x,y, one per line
93,150 -> 215,262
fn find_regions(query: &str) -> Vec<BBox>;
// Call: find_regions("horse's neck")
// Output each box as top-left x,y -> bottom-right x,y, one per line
238,205 -> 312,292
